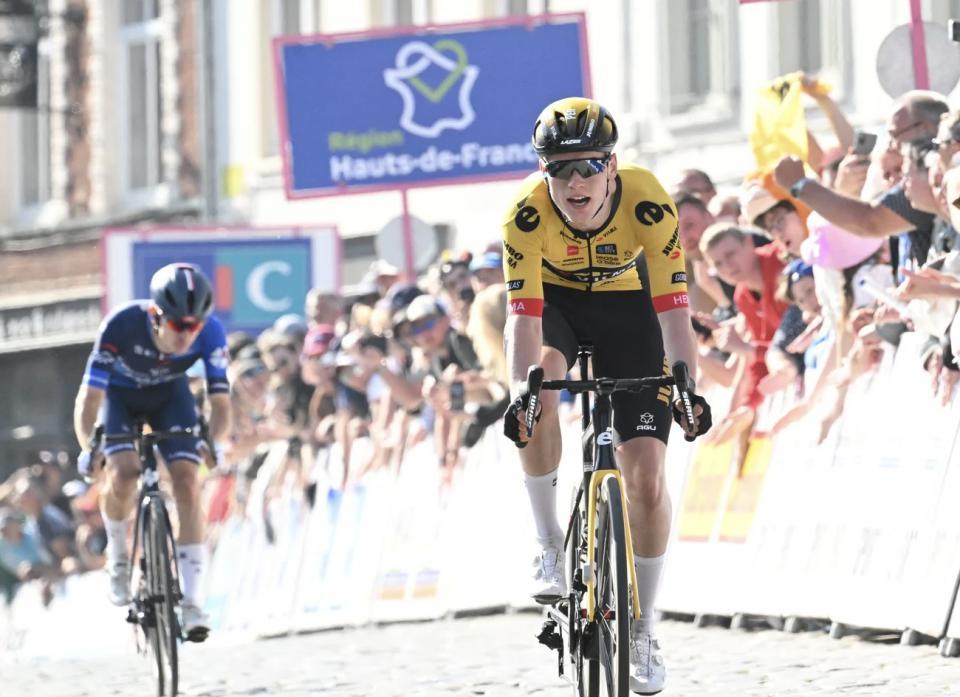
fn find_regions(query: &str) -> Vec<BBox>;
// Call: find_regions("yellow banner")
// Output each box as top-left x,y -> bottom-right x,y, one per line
718,436 -> 773,543
677,440 -> 734,542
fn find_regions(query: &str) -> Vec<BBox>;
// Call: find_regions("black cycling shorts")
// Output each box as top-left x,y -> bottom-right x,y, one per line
542,283 -> 672,444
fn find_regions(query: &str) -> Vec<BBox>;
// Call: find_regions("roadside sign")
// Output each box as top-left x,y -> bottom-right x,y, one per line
103,226 -> 340,335
274,14 -> 590,197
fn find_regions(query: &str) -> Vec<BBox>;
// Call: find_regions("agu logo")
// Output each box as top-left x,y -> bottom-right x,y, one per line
215,245 -> 310,326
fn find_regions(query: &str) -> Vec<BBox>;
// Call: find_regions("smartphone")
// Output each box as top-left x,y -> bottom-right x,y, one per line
852,130 -> 878,157
449,380 -> 465,411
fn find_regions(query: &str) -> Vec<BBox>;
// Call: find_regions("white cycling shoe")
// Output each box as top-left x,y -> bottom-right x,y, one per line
180,601 -> 210,642
629,630 -> 666,694
531,543 -> 567,604
106,558 -> 132,606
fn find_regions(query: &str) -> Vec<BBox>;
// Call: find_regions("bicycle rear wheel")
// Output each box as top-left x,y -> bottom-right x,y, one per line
594,475 -> 630,697
145,498 -> 179,696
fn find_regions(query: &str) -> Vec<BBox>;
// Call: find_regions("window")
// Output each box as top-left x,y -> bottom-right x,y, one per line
664,0 -> 737,117
120,0 -> 163,191
378,0 -> 435,25
501,0 -> 529,15
20,44 -> 50,206
777,0 -> 850,95
928,0 -> 960,25
260,0 -> 307,159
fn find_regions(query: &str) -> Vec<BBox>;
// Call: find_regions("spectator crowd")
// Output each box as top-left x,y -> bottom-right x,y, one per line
5,70 -> 960,605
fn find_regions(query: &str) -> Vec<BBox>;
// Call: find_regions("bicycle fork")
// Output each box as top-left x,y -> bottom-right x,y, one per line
584,469 -> 642,623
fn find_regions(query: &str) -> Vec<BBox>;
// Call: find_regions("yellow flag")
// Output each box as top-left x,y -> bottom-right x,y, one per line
749,72 -> 830,172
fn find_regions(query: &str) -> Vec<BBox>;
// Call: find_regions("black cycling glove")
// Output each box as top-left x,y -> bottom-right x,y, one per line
503,393 -> 540,448
672,393 -> 712,442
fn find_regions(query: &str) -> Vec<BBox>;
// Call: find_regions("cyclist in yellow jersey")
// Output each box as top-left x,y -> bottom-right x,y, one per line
502,98 -> 712,695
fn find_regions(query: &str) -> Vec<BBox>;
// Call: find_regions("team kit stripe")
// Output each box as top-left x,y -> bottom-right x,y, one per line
507,298 -> 544,317
651,292 -> 689,313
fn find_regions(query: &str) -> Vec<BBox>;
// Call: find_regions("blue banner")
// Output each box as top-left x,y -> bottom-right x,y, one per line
277,16 -> 589,195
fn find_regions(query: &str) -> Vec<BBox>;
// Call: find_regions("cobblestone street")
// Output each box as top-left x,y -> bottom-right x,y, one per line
5,612 -> 960,696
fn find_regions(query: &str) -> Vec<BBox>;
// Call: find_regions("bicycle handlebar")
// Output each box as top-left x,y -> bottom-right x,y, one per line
522,361 -> 697,442
87,426 -> 204,458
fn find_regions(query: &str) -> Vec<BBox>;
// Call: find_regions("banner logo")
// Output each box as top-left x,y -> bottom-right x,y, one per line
383,40 -> 479,138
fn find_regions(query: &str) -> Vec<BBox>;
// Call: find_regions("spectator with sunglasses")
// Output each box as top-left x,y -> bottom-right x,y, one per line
741,183 -> 808,259
72,263 -> 231,640
501,97 -> 710,695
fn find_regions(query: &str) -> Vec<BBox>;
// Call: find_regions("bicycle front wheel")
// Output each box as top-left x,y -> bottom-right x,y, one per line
145,498 -> 179,696
594,475 -> 630,697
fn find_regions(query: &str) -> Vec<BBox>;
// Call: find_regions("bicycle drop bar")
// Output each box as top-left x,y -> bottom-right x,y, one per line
522,361 -> 698,437
524,365 -> 544,435
91,427 -> 205,456
670,361 -> 697,442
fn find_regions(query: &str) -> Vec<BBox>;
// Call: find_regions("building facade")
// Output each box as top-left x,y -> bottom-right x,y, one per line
1,0 -> 960,471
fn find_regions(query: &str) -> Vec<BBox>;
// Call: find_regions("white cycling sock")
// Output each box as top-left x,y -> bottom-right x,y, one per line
177,544 -> 206,604
523,468 -> 564,547
103,515 -> 129,563
633,553 -> 665,635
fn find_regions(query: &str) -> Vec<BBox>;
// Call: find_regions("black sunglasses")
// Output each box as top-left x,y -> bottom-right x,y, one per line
543,156 -> 610,181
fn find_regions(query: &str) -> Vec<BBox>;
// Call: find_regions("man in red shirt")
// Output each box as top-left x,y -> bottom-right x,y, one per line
700,224 -> 790,411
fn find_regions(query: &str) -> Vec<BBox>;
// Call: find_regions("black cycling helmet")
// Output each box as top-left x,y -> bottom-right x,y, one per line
532,97 -> 618,158
149,263 -> 214,322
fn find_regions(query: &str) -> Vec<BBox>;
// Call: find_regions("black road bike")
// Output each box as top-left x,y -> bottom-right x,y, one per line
88,423 -> 211,697
528,345 -> 695,697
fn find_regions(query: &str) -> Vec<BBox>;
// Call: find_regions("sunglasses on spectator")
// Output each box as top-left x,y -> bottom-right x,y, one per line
909,141 -> 937,169
409,316 -> 440,336
543,156 -> 610,181
240,364 -> 266,379
164,317 -> 202,333
887,120 -> 925,142
760,202 -> 793,231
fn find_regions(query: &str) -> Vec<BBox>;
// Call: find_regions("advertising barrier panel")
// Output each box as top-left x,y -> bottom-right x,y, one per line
9,332 -> 960,662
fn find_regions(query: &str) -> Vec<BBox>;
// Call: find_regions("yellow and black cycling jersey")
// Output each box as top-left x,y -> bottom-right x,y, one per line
501,163 -> 689,317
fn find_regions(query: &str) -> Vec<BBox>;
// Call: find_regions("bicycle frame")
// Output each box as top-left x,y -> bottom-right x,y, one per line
570,347 -> 642,623
128,427 -> 183,597
532,351 -> 694,690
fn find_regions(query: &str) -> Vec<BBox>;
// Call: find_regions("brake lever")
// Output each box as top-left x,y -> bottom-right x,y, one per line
525,366 -> 544,435
671,361 -> 696,439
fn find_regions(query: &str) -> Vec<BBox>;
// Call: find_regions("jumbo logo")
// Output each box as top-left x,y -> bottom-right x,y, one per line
215,246 -> 310,325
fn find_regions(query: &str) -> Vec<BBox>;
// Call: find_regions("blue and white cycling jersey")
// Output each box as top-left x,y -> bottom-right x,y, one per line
82,301 -> 229,394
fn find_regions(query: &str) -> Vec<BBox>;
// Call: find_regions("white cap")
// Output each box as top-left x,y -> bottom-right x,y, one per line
404,294 -> 445,323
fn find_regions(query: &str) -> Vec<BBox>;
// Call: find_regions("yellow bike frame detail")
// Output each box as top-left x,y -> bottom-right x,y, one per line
584,469 -> 642,622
